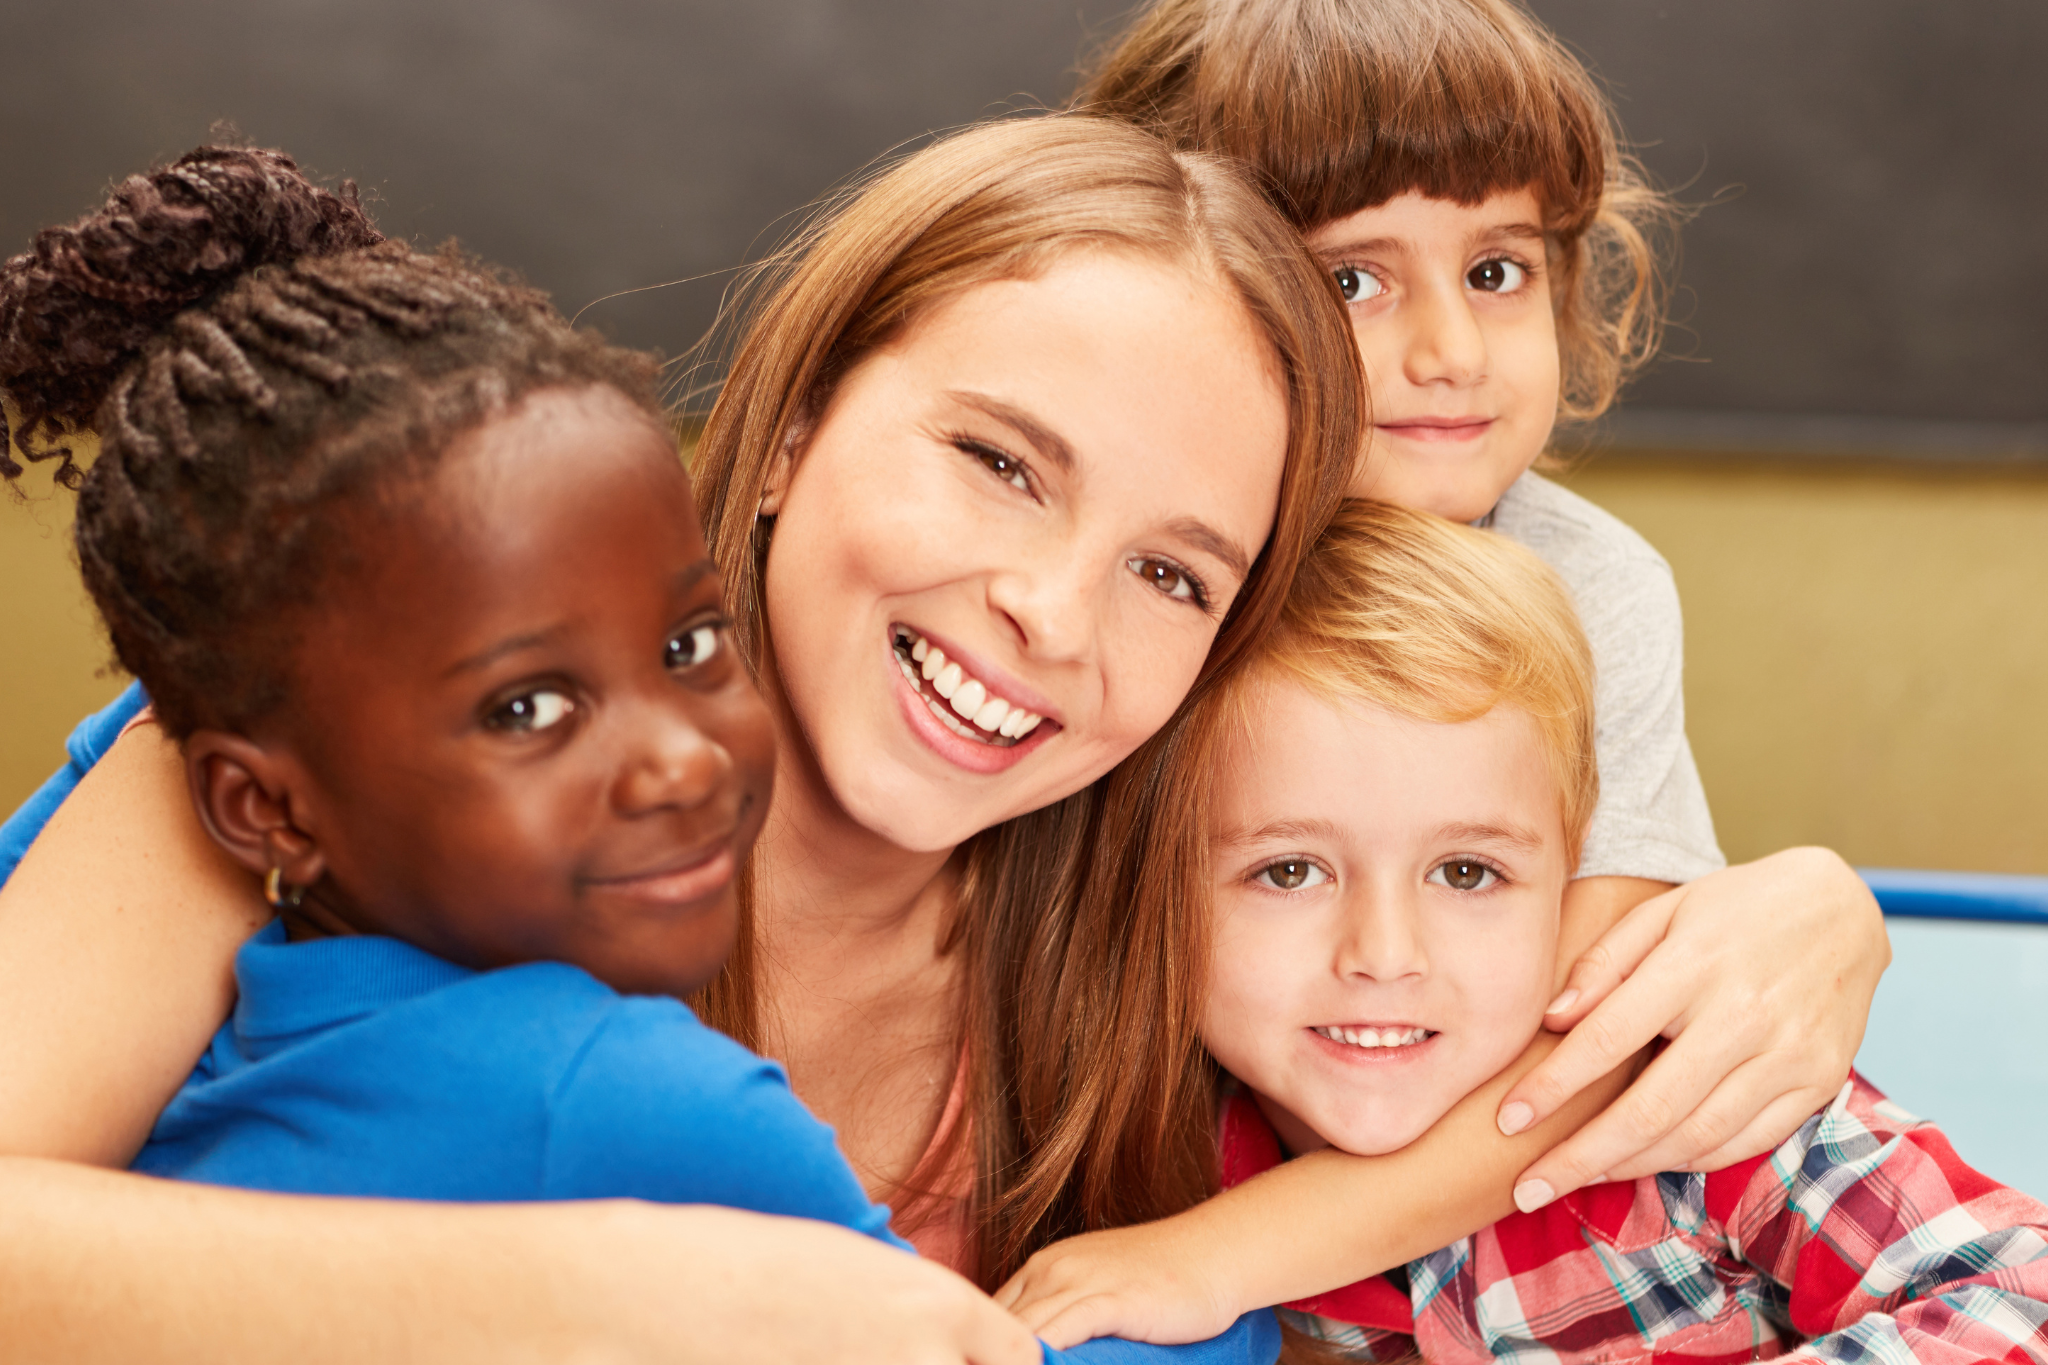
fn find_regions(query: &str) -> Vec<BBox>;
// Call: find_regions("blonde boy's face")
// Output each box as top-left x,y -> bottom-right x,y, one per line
1203,676 -> 1569,1158
1307,188 -> 1561,522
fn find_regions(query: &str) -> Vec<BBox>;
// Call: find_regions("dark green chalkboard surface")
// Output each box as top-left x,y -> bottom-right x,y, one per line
5,0 -> 2042,446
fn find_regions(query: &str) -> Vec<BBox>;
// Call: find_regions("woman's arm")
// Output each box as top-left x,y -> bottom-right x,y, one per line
0,721 -> 269,1163
1001,877 -> 1661,1349
0,1157 -> 1043,1365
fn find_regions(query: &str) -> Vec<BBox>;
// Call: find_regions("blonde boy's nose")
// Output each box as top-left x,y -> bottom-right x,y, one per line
1334,890 -> 1430,982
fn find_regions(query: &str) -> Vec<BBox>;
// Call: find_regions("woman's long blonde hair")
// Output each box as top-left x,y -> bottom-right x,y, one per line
688,113 -> 1363,1281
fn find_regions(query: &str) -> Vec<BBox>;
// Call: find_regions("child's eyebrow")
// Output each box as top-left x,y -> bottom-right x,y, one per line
443,624 -> 570,678
1433,820 -> 1546,854
1215,817 -> 1347,850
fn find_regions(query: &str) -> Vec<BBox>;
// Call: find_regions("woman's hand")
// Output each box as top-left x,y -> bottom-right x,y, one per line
997,1220 -> 1237,1350
0,1159 -> 1043,1365
1498,847 -> 1888,1209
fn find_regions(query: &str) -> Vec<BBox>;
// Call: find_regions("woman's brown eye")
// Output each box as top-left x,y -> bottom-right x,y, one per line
1127,556 -> 1198,603
971,445 -> 1029,491
1430,860 -> 1496,891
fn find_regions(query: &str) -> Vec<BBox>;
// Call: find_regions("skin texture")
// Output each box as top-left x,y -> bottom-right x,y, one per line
1205,683 -> 1569,1159
187,386 -> 775,998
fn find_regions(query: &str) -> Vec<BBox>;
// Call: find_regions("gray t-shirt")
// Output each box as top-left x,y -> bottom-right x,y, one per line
1487,471 -> 1725,884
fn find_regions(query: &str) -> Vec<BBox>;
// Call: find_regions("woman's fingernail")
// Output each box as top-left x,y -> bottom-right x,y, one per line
1512,1179 -> 1556,1213
1545,988 -> 1580,1016
1586,1173 -> 1608,1185
1497,1101 -> 1535,1136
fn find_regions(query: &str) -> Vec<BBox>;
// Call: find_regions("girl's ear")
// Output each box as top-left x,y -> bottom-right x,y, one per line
182,732 -> 328,894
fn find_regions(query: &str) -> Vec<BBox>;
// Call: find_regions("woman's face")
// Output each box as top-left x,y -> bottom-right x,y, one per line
764,249 -> 1290,852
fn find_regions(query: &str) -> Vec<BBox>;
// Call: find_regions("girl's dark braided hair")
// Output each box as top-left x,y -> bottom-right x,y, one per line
0,145 -> 662,739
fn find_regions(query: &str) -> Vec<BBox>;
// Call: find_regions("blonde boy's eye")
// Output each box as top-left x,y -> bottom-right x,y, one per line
1467,258 -> 1527,293
1428,859 -> 1499,892
484,688 -> 575,734
1255,858 -> 1330,892
1332,265 -> 1385,304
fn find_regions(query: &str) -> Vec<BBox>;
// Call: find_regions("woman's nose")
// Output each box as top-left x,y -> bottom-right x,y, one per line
983,536 -> 1101,662
1334,888 -> 1430,983
1401,281 -> 1489,388
612,703 -> 732,816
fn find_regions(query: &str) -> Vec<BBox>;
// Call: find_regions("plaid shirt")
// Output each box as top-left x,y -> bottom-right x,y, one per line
1219,1074 -> 2048,1362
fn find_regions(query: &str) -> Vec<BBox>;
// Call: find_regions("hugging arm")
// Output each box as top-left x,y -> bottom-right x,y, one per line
0,724 -> 1042,1365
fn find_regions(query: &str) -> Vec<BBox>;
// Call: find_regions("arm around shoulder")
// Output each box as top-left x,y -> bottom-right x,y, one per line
0,720 -> 268,1164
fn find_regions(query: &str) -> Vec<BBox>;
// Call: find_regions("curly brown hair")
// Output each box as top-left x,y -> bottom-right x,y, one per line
1076,0 -> 1682,422
0,145 -> 660,738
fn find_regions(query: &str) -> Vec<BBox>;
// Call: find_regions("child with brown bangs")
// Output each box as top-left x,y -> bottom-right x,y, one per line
1010,503 -> 2048,1363
1077,0 -> 1720,908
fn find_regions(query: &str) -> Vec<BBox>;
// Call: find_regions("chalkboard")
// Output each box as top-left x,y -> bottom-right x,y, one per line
5,0 -> 2043,446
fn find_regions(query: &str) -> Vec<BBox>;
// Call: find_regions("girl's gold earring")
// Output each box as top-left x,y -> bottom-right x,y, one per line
264,866 -> 304,911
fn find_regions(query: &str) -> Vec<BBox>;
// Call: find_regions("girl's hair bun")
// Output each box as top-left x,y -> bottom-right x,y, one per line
0,144 -> 385,478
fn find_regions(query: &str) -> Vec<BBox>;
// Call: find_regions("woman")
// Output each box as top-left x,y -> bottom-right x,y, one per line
0,116 -> 1883,1362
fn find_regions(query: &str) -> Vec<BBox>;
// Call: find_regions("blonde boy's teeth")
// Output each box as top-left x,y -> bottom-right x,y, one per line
934,662 -> 963,699
973,696 -> 1010,731
950,679 -> 987,718
1317,1025 -> 1429,1049
911,638 -> 929,663
921,648 -> 946,682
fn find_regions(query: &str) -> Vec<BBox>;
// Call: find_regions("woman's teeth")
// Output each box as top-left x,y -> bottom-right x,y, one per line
1314,1025 -> 1431,1050
894,630 -> 1044,744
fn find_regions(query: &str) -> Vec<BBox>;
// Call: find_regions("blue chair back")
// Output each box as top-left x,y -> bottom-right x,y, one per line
1854,868 -> 2048,1201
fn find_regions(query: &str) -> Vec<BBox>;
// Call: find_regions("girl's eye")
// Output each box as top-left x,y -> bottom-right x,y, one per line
1255,859 -> 1330,892
1126,556 -> 1206,607
666,623 -> 723,672
1332,266 -> 1386,304
484,688 -> 575,734
1428,859 -> 1500,892
1467,258 -> 1528,293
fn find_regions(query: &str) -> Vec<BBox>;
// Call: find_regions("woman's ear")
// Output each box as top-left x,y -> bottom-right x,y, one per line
182,731 -> 328,894
757,411 -> 813,517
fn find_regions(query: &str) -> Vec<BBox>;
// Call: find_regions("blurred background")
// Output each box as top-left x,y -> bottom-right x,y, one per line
4,1 -> 2044,1188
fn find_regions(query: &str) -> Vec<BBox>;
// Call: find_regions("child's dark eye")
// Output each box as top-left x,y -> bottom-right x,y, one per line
666,623 -> 723,672
1255,858 -> 1330,892
1333,265 -> 1385,304
483,688 -> 575,734
1428,859 -> 1500,891
1467,258 -> 1528,293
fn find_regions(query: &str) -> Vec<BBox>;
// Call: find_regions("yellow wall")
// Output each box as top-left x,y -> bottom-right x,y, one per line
1558,456 -> 2048,874
1,474 -> 127,814
4,452 -> 2046,875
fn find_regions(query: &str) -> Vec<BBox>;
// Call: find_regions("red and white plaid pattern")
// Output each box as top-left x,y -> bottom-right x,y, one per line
1219,1073 -> 2048,1362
